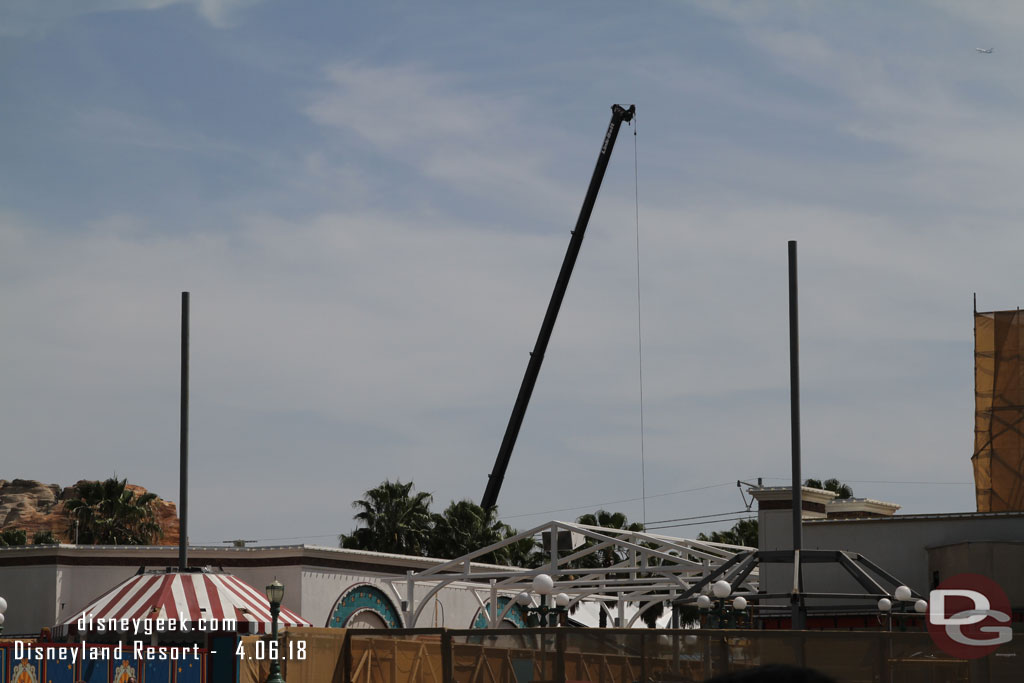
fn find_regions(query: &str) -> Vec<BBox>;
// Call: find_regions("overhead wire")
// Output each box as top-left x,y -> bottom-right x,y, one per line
645,515 -> 756,532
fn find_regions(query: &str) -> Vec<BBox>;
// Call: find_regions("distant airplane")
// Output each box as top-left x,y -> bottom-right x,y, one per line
976,47 -> 994,53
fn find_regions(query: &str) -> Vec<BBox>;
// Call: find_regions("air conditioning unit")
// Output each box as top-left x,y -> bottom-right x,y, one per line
541,530 -> 585,553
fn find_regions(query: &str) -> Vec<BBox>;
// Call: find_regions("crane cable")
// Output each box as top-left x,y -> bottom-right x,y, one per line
632,114 -> 647,527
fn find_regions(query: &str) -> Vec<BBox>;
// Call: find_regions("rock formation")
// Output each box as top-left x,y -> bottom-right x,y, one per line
0,479 -> 180,546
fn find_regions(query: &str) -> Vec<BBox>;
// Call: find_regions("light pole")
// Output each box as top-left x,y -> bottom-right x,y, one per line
0,595 -> 7,636
878,597 -> 892,632
516,575 -> 569,683
265,580 -> 285,683
696,581 -> 747,629
516,574 -> 569,627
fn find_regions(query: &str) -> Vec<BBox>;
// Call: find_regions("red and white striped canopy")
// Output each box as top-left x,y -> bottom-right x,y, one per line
57,570 -> 310,635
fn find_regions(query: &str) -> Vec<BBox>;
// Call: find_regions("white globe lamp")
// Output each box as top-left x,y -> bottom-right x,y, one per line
712,580 -> 732,599
894,585 -> 912,602
914,600 -> 927,614
732,596 -> 747,611
696,595 -> 712,610
878,598 -> 892,612
532,574 -> 554,595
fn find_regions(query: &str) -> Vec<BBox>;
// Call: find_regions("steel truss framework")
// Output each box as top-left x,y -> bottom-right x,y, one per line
672,548 -> 927,617
392,520 -> 757,629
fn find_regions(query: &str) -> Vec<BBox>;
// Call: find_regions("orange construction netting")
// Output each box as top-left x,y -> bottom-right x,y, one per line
974,310 -> 1024,511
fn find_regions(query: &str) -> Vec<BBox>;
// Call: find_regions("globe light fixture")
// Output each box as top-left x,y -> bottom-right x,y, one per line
877,598 -> 892,612
712,580 -> 732,599
914,600 -> 928,614
0,595 -> 7,635
519,575 -> 567,626
532,573 -> 554,595
696,595 -> 712,610
732,596 -> 747,611
894,585 -> 912,602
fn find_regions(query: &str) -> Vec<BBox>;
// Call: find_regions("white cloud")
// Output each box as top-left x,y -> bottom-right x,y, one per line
305,62 -> 576,214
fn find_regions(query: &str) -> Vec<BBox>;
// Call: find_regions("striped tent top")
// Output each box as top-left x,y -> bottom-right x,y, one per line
56,569 -> 311,636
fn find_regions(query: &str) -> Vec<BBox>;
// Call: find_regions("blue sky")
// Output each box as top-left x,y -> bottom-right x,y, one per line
1,1 -> 1018,545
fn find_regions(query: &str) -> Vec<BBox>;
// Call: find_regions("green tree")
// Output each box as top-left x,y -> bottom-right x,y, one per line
64,477 -> 162,545
698,518 -> 758,547
32,530 -> 60,545
428,499 -> 541,567
573,510 -> 644,569
640,600 -> 665,628
500,531 -> 543,569
339,480 -> 433,556
429,500 -> 506,561
804,477 -> 853,499
0,528 -> 27,546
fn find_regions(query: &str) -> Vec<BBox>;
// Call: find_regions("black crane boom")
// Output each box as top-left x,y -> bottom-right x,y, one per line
481,104 -> 636,511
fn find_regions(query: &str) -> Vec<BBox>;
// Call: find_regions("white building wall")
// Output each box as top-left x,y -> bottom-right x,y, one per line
0,547 -> 524,636
758,509 -> 1024,600
56,564 -> 141,627
1,565 -> 58,635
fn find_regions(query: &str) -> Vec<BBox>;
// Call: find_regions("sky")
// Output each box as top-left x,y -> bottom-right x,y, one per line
1,1 -> 1018,547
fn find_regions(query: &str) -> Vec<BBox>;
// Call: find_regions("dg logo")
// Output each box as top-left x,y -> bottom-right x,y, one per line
927,573 -> 1012,659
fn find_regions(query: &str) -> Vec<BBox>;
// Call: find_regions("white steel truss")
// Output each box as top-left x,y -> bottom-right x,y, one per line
392,520 -> 756,628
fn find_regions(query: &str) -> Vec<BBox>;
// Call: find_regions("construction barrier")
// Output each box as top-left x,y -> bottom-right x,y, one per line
9,627 -> 1020,682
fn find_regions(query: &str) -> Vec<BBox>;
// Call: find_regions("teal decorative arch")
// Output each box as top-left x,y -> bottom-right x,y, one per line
328,583 -> 403,629
471,595 -> 527,629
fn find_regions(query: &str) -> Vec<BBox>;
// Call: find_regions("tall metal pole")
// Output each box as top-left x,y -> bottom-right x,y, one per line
179,292 -> 189,571
788,241 -> 805,629
267,599 -> 285,683
481,104 -> 635,510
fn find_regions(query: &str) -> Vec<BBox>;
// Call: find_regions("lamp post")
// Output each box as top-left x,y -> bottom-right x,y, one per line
0,595 -> 7,637
517,574 -> 569,627
878,597 -> 892,632
696,581 -> 747,629
265,580 -> 285,683
517,575 -> 569,683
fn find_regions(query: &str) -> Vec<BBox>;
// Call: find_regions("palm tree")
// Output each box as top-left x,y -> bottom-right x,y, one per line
574,510 -> 644,568
805,478 -> 854,499
64,477 -> 162,545
428,500 -> 541,567
500,530 -> 543,569
339,480 -> 433,556
429,500 -> 507,560
698,518 -> 758,547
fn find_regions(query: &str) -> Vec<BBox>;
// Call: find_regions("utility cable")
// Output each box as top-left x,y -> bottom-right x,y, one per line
645,515 -> 756,532
643,510 -> 750,526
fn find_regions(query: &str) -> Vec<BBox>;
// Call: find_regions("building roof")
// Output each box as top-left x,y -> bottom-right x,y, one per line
805,510 -> 1024,524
